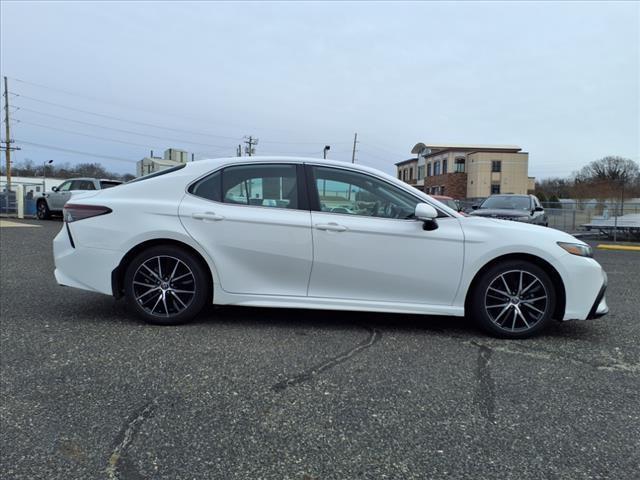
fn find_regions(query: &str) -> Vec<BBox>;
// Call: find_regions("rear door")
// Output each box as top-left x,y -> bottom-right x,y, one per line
306,164 -> 464,305
179,162 -> 313,296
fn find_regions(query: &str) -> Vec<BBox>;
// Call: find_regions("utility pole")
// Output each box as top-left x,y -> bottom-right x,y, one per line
237,144 -> 242,157
2,76 -> 18,190
351,132 -> 358,163
244,136 -> 258,157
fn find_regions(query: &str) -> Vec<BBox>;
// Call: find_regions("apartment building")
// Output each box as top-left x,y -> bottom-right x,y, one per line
396,143 -> 535,199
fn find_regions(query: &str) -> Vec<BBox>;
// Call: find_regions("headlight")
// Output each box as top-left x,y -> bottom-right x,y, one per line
557,242 -> 593,258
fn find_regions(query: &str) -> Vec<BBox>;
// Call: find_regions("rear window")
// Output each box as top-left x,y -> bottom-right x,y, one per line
127,164 -> 187,184
100,181 -> 122,189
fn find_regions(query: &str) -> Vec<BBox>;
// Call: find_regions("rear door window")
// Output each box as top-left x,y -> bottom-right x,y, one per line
100,181 -> 121,189
222,164 -> 299,209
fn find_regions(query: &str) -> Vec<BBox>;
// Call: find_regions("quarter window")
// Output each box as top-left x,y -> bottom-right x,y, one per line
222,164 -> 298,209
189,171 -> 222,202
312,166 -> 422,220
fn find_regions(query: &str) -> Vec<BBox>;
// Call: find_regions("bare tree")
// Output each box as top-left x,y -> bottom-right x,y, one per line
572,156 -> 639,201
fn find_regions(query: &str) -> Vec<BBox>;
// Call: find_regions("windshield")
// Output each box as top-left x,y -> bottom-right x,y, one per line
480,196 -> 530,210
100,181 -> 122,189
441,199 -> 458,210
126,164 -> 186,183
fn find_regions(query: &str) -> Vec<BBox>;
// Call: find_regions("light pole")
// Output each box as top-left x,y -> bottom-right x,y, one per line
323,145 -> 330,159
43,159 -> 53,192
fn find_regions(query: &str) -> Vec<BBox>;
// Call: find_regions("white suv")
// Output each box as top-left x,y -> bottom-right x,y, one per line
37,178 -> 122,219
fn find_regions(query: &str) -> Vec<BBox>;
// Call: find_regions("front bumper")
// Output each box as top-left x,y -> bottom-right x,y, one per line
587,272 -> 608,319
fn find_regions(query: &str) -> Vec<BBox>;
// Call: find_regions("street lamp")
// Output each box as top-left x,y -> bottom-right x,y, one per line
43,159 -> 53,192
323,145 -> 330,159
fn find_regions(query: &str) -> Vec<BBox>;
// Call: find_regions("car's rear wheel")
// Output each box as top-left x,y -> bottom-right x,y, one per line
36,200 -> 51,220
124,245 -> 209,325
470,260 -> 556,338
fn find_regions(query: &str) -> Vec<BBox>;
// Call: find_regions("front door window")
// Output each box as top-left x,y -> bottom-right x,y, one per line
311,166 -> 419,219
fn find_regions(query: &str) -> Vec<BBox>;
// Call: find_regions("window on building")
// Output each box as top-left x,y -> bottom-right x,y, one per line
427,164 -> 431,177
442,159 -> 447,174
398,170 -> 402,179
491,183 -> 501,194
492,160 -> 502,173
455,157 -> 465,173
434,161 -> 441,176
441,186 -> 445,195
222,164 -> 299,209
409,168 -> 413,181
417,165 -> 424,179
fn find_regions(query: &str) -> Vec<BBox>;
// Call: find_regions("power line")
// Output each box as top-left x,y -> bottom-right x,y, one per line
8,76 -> 330,140
14,106 -> 233,150
8,78 -> 356,147
14,119 -> 166,149
13,93 -> 242,141
15,139 -> 138,163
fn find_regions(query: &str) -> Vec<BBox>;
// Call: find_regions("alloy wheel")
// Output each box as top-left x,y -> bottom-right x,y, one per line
484,269 -> 549,332
132,255 -> 196,317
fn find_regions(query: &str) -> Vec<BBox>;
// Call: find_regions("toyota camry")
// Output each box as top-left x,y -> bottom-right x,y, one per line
53,157 -> 608,338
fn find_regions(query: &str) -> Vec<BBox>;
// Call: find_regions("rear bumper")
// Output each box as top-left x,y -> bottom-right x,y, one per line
53,225 -> 122,295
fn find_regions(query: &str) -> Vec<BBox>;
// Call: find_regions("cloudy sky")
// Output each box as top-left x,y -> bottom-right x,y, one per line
1,1 -> 638,178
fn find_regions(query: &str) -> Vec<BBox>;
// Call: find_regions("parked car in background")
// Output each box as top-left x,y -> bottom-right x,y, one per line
53,157 -> 607,338
470,194 -> 548,226
37,177 -> 122,219
431,195 -> 468,215
431,195 -> 459,211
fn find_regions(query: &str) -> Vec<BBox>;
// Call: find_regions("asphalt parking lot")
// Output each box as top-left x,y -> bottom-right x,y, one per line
1,219 -> 639,480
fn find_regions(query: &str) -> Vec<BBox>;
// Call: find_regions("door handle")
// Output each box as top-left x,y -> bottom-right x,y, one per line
315,222 -> 347,232
192,212 -> 225,221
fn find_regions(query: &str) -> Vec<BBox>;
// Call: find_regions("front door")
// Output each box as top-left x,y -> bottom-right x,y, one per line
306,165 -> 464,305
49,180 -> 73,210
179,162 -> 313,296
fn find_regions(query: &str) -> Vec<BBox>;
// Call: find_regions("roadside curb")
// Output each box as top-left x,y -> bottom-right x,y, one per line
597,244 -> 640,252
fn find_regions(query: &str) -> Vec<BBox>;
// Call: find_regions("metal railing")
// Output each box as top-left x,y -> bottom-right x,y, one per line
1,181 -> 42,218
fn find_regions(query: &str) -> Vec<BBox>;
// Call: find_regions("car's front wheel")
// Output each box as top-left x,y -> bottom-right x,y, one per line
36,200 -> 51,220
124,245 -> 209,325
470,260 -> 556,338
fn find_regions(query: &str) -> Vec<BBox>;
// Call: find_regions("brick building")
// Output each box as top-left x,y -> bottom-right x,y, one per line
396,143 -> 535,200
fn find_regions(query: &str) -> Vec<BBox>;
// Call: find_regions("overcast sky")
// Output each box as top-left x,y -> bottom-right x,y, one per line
1,1 -> 638,178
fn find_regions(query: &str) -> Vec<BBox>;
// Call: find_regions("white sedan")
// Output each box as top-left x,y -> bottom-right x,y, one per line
53,157 -> 608,338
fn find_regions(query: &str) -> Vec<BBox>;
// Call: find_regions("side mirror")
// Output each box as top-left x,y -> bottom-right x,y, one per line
415,203 -> 439,231
534,206 -> 544,212
472,204 -> 479,210
51,186 -> 59,192
415,203 -> 437,221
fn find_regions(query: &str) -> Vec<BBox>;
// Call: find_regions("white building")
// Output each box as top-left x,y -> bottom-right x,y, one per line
136,148 -> 192,177
0,175 -> 66,196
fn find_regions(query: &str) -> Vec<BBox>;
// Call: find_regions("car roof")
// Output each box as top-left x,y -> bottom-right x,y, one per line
60,177 -> 121,182
184,156 -> 417,186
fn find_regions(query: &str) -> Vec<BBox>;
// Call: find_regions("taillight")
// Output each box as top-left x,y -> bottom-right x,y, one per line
63,204 -> 112,223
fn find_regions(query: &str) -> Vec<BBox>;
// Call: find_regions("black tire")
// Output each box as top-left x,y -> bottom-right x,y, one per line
36,199 -> 51,220
470,260 -> 556,339
124,245 -> 210,325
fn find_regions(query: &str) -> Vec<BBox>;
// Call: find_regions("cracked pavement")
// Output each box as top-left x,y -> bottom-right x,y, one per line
1,220 -> 639,479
